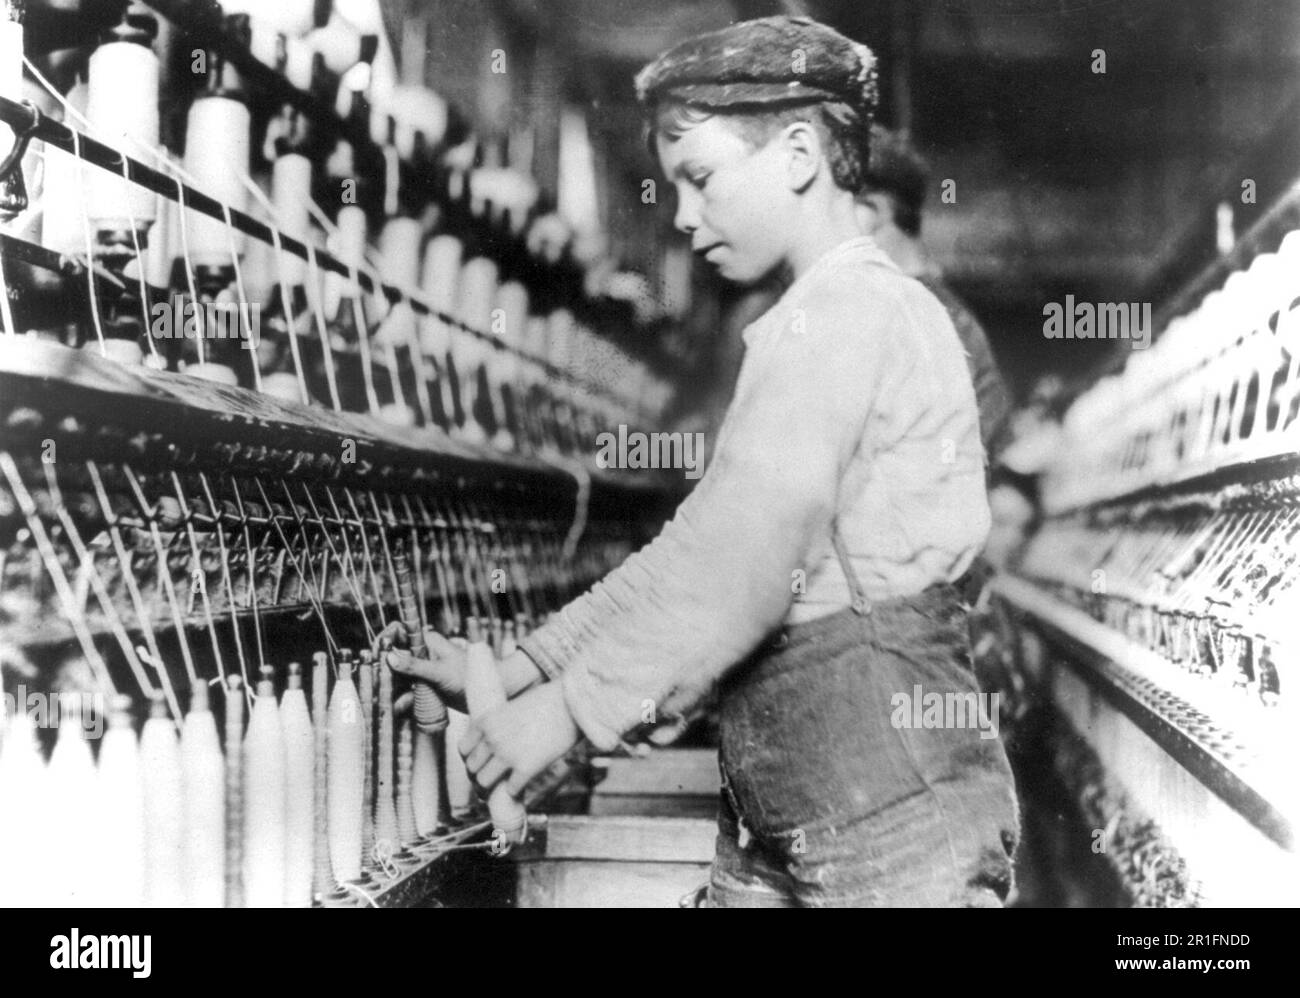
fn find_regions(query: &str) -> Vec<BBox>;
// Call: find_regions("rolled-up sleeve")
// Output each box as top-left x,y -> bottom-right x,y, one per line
520,284 -> 903,750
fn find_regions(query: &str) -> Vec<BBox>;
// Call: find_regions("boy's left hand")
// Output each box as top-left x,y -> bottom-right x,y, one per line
460,681 -> 581,798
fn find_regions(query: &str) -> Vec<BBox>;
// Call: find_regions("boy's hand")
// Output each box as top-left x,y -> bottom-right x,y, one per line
382,623 -> 470,715
459,681 -> 581,797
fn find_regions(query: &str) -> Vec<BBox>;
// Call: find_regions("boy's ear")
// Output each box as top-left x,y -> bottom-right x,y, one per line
779,120 -> 822,193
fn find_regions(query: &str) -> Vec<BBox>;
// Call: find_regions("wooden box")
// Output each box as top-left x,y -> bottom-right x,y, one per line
510,815 -> 717,908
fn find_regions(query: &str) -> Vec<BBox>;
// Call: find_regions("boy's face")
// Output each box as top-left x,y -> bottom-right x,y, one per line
656,116 -> 794,284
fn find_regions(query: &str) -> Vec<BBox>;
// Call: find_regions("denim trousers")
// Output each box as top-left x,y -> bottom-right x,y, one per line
708,583 -> 1020,907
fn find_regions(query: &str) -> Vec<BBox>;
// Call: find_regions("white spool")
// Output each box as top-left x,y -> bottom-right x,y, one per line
280,666 -> 315,908
142,183 -> 178,289
323,204 -> 367,321
222,2 -> 316,68
493,281 -> 530,351
366,39 -> 399,147
494,280 -> 529,386
0,712 -> 50,907
0,19 -> 22,153
388,84 -> 449,159
422,234 -> 463,311
444,708 -> 474,820
373,217 -> 423,347
333,0 -> 386,33
242,670 -> 287,908
523,316 -> 548,388
234,176 -> 276,306
457,257 -> 499,336
180,684 -> 226,908
140,697 -> 185,908
444,638 -> 475,823
309,22 -> 365,76
326,664 -> 365,882
411,730 -> 440,836
185,362 -> 240,387
47,698 -> 98,906
183,95 -> 251,268
221,1 -> 316,36
271,153 -> 312,287
419,234 -> 462,357
87,338 -> 145,367
86,41 -> 160,231
260,371 -> 307,404
377,401 -> 417,427
455,259 -> 499,438
547,309 -> 576,392
40,81 -> 90,257
95,697 -> 145,908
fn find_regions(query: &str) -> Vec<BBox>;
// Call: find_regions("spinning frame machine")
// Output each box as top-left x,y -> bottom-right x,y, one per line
991,198 -> 1300,906
0,0 -> 682,907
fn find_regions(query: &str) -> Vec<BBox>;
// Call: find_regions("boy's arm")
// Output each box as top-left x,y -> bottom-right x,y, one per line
519,284 -> 908,750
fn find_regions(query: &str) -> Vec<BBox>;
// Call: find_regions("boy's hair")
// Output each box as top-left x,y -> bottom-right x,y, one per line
650,98 -> 872,194
862,126 -> 929,237
635,16 -> 877,193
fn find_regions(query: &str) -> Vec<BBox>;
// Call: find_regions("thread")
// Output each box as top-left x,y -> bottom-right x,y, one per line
95,694 -> 145,908
180,681 -> 225,907
326,651 -> 364,882
281,663 -> 315,907
141,692 -> 185,907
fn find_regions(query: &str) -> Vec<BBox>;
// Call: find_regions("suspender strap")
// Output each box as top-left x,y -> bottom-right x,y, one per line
831,522 -> 871,616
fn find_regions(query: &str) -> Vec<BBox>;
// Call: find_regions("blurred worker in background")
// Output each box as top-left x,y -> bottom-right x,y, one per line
856,126 -> 1014,461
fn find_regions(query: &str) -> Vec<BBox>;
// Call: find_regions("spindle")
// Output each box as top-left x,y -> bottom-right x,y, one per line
281,662 -> 314,907
327,650 -> 365,884
243,664 -> 287,907
181,681 -> 225,907
94,694 -> 145,908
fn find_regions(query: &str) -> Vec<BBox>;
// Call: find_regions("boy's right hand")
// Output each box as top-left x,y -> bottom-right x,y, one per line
381,623 -> 470,715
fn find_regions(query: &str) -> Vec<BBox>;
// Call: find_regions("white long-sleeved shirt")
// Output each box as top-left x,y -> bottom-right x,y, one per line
521,237 -> 990,750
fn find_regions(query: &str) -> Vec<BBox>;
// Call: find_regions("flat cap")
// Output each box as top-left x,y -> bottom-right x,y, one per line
635,15 -> 878,122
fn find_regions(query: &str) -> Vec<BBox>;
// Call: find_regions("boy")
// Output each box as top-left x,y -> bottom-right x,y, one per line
388,15 -> 1020,907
